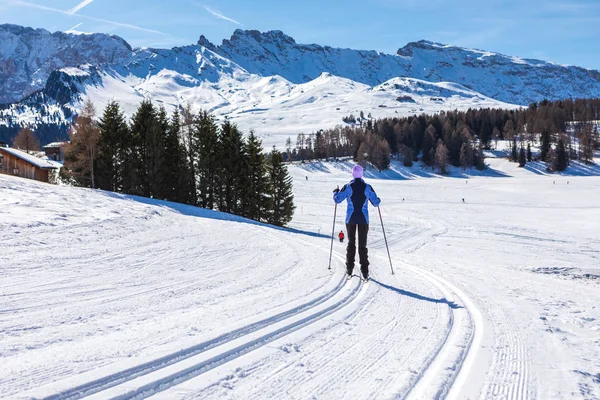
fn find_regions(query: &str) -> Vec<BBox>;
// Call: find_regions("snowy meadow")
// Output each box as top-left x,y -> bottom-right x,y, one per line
1,156 -> 599,399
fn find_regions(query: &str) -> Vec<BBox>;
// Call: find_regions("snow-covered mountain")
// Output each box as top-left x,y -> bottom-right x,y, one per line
209,30 -> 600,105
0,24 -> 133,104
2,25 -> 600,146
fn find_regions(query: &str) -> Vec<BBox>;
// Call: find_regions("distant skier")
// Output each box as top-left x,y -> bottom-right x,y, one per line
333,165 -> 381,282
462,198 -> 465,203
339,230 -> 345,243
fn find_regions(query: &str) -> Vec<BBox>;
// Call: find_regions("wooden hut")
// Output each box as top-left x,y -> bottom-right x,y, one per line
0,146 -> 59,183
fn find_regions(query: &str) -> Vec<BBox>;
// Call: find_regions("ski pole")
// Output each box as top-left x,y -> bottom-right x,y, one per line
378,207 -> 395,275
328,203 -> 337,271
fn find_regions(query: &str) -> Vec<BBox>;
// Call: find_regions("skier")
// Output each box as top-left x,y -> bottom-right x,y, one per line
333,165 -> 381,282
339,230 -> 345,243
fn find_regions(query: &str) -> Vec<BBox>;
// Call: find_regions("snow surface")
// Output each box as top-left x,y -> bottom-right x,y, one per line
1,155 -> 599,399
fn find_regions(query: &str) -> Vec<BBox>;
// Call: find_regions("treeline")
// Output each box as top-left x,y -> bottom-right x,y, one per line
287,98 -> 600,173
62,100 -> 295,227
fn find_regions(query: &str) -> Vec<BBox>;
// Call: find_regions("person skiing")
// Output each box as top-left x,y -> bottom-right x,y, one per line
339,230 -> 345,243
333,165 -> 381,282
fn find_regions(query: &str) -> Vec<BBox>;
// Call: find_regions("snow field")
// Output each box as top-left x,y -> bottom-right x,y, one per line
2,155 -> 600,399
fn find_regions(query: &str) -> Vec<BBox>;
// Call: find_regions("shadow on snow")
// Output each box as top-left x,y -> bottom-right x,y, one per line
524,160 -> 600,177
101,191 -> 329,239
294,159 -> 510,180
370,278 -> 462,309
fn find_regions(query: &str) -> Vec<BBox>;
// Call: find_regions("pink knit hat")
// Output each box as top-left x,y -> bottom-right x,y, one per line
352,165 -> 363,179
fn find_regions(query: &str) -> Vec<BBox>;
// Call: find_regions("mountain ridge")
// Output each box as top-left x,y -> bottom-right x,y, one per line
2,24 -> 600,146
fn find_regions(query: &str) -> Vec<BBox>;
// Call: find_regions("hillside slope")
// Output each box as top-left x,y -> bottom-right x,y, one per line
2,159 -> 599,399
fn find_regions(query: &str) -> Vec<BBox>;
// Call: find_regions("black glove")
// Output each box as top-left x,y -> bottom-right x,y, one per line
333,187 -> 340,193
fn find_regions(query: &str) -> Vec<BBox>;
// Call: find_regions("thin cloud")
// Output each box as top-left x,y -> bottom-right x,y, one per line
66,21 -> 83,31
67,0 -> 93,15
4,0 -> 166,35
204,6 -> 242,26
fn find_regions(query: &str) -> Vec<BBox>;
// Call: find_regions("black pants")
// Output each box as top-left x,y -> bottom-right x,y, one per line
346,223 -> 369,277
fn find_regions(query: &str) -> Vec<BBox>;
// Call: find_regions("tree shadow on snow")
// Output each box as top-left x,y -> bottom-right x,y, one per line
524,160 -> 600,177
370,278 -> 462,309
295,159 -> 509,180
101,191 -> 329,239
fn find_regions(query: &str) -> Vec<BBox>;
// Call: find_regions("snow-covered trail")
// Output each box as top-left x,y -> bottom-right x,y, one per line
1,173 -> 474,400
2,157 -> 599,399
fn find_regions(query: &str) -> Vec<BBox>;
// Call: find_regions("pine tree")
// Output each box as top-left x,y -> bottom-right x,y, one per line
518,146 -> 527,167
511,138 -> 518,162
540,130 -> 551,162
181,104 -> 197,205
421,125 -> 436,166
552,137 -> 569,171
146,105 -> 167,199
162,109 -> 190,203
194,110 -> 220,209
129,100 -> 157,196
218,121 -> 246,214
527,142 -> 532,162
266,147 -> 295,227
479,119 -> 492,149
244,131 -> 268,221
474,143 -> 486,170
96,101 -> 129,192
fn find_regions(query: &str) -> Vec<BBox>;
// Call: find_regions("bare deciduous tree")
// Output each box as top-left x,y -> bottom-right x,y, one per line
12,126 -> 40,153
65,100 -> 100,188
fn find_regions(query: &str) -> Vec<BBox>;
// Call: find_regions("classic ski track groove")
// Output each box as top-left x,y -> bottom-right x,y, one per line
400,259 -> 484,400
39,254 -> 359,400
89,270 -> 364,399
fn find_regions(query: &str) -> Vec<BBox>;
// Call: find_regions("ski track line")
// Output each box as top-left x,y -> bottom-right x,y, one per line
28,256 -> 353,400
399,260 -> 484,400
83,275 -> 364,400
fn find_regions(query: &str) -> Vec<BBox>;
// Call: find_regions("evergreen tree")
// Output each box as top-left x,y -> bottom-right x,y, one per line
479,119 -> 492,149
527,142 -> 532,162
421,125 -> 436,166
511,138 -> 518,162
266,148 -> 295,227
181,104 -> 197,205
162,109 -> 191,203
218,121 -> 246,214
129,100 -> 157,196
244,131 -> 269,221
552,137 -> 569,171
96,101 -> 129,192
540,130 -> 551,162
475,143 -> 486,170
192,111 -> 219,209
147,106 -> 167,198
518,146 -> 527,167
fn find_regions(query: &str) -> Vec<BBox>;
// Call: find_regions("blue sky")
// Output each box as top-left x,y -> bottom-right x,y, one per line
1,0 -> 599,70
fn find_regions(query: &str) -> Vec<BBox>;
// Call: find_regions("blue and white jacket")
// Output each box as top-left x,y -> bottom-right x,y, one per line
333,178 -> 381,224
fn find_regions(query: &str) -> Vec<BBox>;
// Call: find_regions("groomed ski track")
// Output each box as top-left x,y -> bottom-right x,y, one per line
30,230 -> 481,400
11,167 -> 586,399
